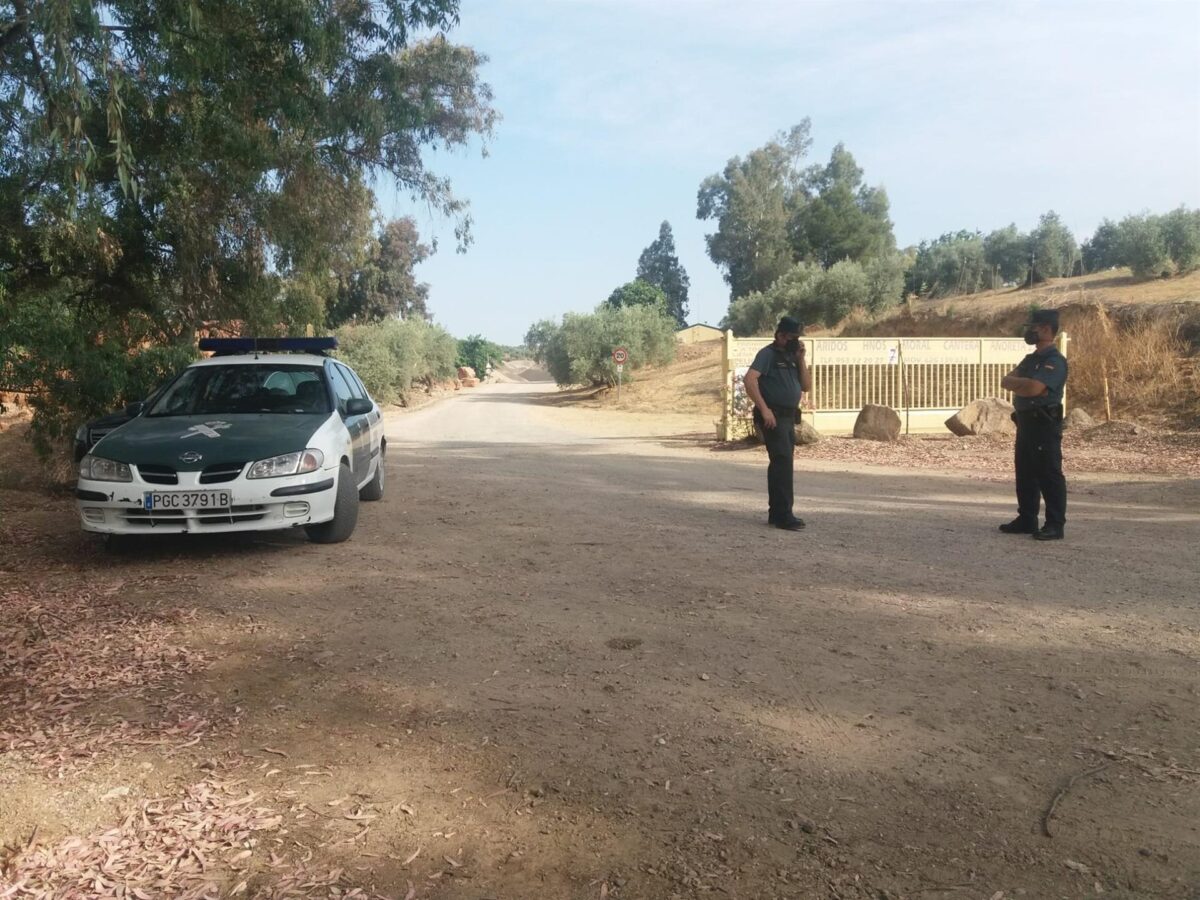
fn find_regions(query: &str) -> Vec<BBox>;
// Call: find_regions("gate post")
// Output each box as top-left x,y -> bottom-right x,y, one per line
721,329 -> 733,441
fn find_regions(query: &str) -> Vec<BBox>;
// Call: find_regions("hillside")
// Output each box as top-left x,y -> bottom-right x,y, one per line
897,267 -> 1200,318
534,341 -> 724,419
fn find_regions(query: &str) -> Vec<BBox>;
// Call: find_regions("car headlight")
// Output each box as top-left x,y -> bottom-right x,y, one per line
80,455 -> 132,482
247,449 -> 325,479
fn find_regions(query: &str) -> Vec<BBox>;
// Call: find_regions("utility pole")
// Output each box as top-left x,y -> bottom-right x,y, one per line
1029,251 -> 1036,289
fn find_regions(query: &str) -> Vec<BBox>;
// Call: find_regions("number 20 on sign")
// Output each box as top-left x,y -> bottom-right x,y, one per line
612,347 -> 628,399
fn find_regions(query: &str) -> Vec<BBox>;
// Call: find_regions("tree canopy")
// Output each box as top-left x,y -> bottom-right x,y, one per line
328,217 -> 434,327
635,221 -> 690,327
604,279 -> 668,313
1,0 -> 496,448
697,121 -> 897,307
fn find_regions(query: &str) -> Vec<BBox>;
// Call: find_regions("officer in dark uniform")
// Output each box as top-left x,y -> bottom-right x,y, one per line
743,316 -> 813,531
999,309 -> 1069,541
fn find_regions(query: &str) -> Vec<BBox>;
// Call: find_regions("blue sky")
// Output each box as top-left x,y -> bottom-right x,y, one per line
376,0 -> 1200,345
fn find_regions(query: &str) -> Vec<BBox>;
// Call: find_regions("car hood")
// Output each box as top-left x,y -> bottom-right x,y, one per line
91,413 -> 333,471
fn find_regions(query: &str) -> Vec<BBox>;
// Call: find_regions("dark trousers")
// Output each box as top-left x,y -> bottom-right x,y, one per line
759,409 -> 796,522
1014,410 -> 1067,526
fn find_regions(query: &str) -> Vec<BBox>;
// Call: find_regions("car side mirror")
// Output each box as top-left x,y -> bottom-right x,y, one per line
345,398 -> 373,416
124,401 -> 146,417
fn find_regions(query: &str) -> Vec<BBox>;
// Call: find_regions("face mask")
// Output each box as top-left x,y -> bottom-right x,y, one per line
785,338 -> 800,353
1023,329 -> 1040,345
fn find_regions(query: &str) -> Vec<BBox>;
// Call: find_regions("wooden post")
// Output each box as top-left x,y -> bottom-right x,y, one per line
1102,360 -> 1112,422
721,330 -> 733,441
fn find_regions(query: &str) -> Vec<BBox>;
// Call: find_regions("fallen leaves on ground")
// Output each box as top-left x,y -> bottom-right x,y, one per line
0,775 -> 394,899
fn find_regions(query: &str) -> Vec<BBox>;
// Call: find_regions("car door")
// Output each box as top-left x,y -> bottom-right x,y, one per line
328,364 -> 369,478
342,365 -> 383,463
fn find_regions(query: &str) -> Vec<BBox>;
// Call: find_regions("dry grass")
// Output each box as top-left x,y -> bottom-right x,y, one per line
1067,306 -> 1192,425
551,341 -> 724,417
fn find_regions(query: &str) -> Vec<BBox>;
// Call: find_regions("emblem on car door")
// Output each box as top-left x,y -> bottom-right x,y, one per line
179,451 -> 204,464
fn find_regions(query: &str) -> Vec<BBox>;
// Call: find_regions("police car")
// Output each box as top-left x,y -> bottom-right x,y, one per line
76,338 -> 385,544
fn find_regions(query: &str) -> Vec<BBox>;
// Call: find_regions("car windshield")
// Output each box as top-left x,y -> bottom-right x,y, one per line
148,364 -> 332,416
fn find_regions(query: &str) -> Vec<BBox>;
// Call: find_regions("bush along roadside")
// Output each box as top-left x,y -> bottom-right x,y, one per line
334,318 -> 458,405
525,304 -> 677,388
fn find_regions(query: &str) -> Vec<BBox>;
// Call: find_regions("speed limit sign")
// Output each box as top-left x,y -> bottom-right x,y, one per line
612,347 -> 628,365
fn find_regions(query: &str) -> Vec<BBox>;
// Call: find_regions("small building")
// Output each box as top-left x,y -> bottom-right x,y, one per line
676,323 -> 724,345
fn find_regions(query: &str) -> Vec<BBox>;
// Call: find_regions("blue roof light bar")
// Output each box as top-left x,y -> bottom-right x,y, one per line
198,337 -> 338,356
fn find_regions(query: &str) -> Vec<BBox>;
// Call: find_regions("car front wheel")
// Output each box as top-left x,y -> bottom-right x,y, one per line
305,463 -> 360,544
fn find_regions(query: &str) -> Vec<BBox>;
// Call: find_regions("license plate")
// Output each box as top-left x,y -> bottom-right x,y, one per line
143,490 -> 232,510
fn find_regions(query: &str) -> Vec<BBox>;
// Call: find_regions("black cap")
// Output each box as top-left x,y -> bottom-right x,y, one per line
1024,309 -> 1060,332
777,316 -> 802,335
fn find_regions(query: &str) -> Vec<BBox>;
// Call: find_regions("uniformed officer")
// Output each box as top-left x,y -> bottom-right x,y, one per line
743,316 -> 813,531
999,309 -> 1069,541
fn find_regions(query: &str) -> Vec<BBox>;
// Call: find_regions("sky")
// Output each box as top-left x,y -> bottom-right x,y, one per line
375,0 -> 1200,345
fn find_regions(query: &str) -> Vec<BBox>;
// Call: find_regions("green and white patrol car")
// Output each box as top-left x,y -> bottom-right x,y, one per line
76,338 -> 385,544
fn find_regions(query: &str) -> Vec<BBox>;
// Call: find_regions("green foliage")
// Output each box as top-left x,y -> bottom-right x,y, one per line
723,254 -> 905,335
635,222 -> 690,327
334,319 -> 457,406
328,218 -> 434,327
697,122 -> 812,300
815,260 -> 871,325
605,279 -> 668,312
2,0 -> 495,451
862,253 -> 910,313
1079,208 -> 1199,278
699,122 -> 897,330
906,231 -> 989,297
1030,211 -> 1079,280
1,291 -> 196,456
1161,207 -> 1200,274
794,143 -> 896,267
456,334 -> 504,378
1081,219 -> 1121,272
524,306 -> 677,388
723,262 -> 820,336
983,224 -> 1030,283
1116,214 -> 1172,278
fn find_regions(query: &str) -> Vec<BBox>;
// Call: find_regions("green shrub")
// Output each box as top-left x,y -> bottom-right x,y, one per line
335,318 -> 457,405
1162,207 -> 1200,274
525,305 -> 676,387
1,291 -> 197,457
1117,214 -> 1172,278
456,334 -> 504,378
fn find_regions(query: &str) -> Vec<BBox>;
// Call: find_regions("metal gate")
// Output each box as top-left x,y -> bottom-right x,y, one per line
721,332 -> 1069,439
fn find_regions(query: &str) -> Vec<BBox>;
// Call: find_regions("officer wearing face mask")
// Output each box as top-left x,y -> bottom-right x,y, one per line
999,309 -> 1069,541
743,316 -> 813,531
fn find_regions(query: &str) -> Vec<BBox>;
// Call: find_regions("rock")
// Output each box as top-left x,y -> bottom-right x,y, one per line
852,404 -> 902,442
1064,407 -> 1096,429
944,398 -> 1015,437
461,377 -> 480,388
795,419 -> 822,445
456,365 -> 476,380
1082,420 -> 1154,441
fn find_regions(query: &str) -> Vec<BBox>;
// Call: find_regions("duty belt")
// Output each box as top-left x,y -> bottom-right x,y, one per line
1015,405 -> 1063,423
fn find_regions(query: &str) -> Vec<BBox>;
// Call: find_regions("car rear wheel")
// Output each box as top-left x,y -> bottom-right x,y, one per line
359,447 -> 385,501
305,463 -> 359,543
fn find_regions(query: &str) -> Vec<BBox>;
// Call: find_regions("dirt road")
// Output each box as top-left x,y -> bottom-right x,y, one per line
3,378 -> 1199,899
